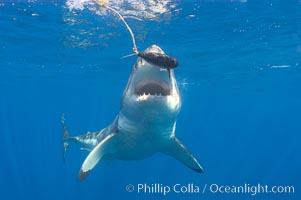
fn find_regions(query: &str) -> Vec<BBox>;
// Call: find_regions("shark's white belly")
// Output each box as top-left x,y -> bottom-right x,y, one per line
108,110 -> 176,160
111,131 -> 162,160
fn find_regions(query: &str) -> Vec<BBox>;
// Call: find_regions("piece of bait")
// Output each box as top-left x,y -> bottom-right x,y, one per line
137,52 -> 179,69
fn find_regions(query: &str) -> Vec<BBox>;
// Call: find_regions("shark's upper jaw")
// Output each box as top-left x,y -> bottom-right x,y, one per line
132,65 -> 173,102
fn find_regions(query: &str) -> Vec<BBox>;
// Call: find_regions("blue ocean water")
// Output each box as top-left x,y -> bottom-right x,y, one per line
0,0 -> 300,199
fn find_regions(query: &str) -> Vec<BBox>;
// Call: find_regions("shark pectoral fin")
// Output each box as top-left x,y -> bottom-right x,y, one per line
78,133 -> 116,181
161,137 -> 204,173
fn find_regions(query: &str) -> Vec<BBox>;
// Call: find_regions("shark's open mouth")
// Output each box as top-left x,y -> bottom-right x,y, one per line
135,79 -> 171,96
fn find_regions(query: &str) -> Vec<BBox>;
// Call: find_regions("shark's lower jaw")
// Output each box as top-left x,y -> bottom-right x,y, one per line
134,79 -> 171,101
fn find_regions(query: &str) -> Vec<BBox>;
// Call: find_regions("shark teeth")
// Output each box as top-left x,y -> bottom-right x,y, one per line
137,93 -> 163,101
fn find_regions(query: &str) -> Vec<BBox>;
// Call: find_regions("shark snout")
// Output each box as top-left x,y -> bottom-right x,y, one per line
146,45 -> 165,54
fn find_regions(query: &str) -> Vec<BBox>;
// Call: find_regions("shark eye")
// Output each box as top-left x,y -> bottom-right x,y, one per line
134,59 -> 143,69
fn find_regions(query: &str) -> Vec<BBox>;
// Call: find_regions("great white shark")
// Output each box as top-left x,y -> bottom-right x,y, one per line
62,45 -> 203,180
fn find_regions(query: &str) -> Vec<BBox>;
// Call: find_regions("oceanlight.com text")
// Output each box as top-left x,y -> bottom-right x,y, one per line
208,183 -> 295,196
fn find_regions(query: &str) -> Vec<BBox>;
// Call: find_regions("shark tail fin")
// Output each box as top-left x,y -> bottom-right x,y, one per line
62,113 -> 71,163
161,137 -> 204,173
